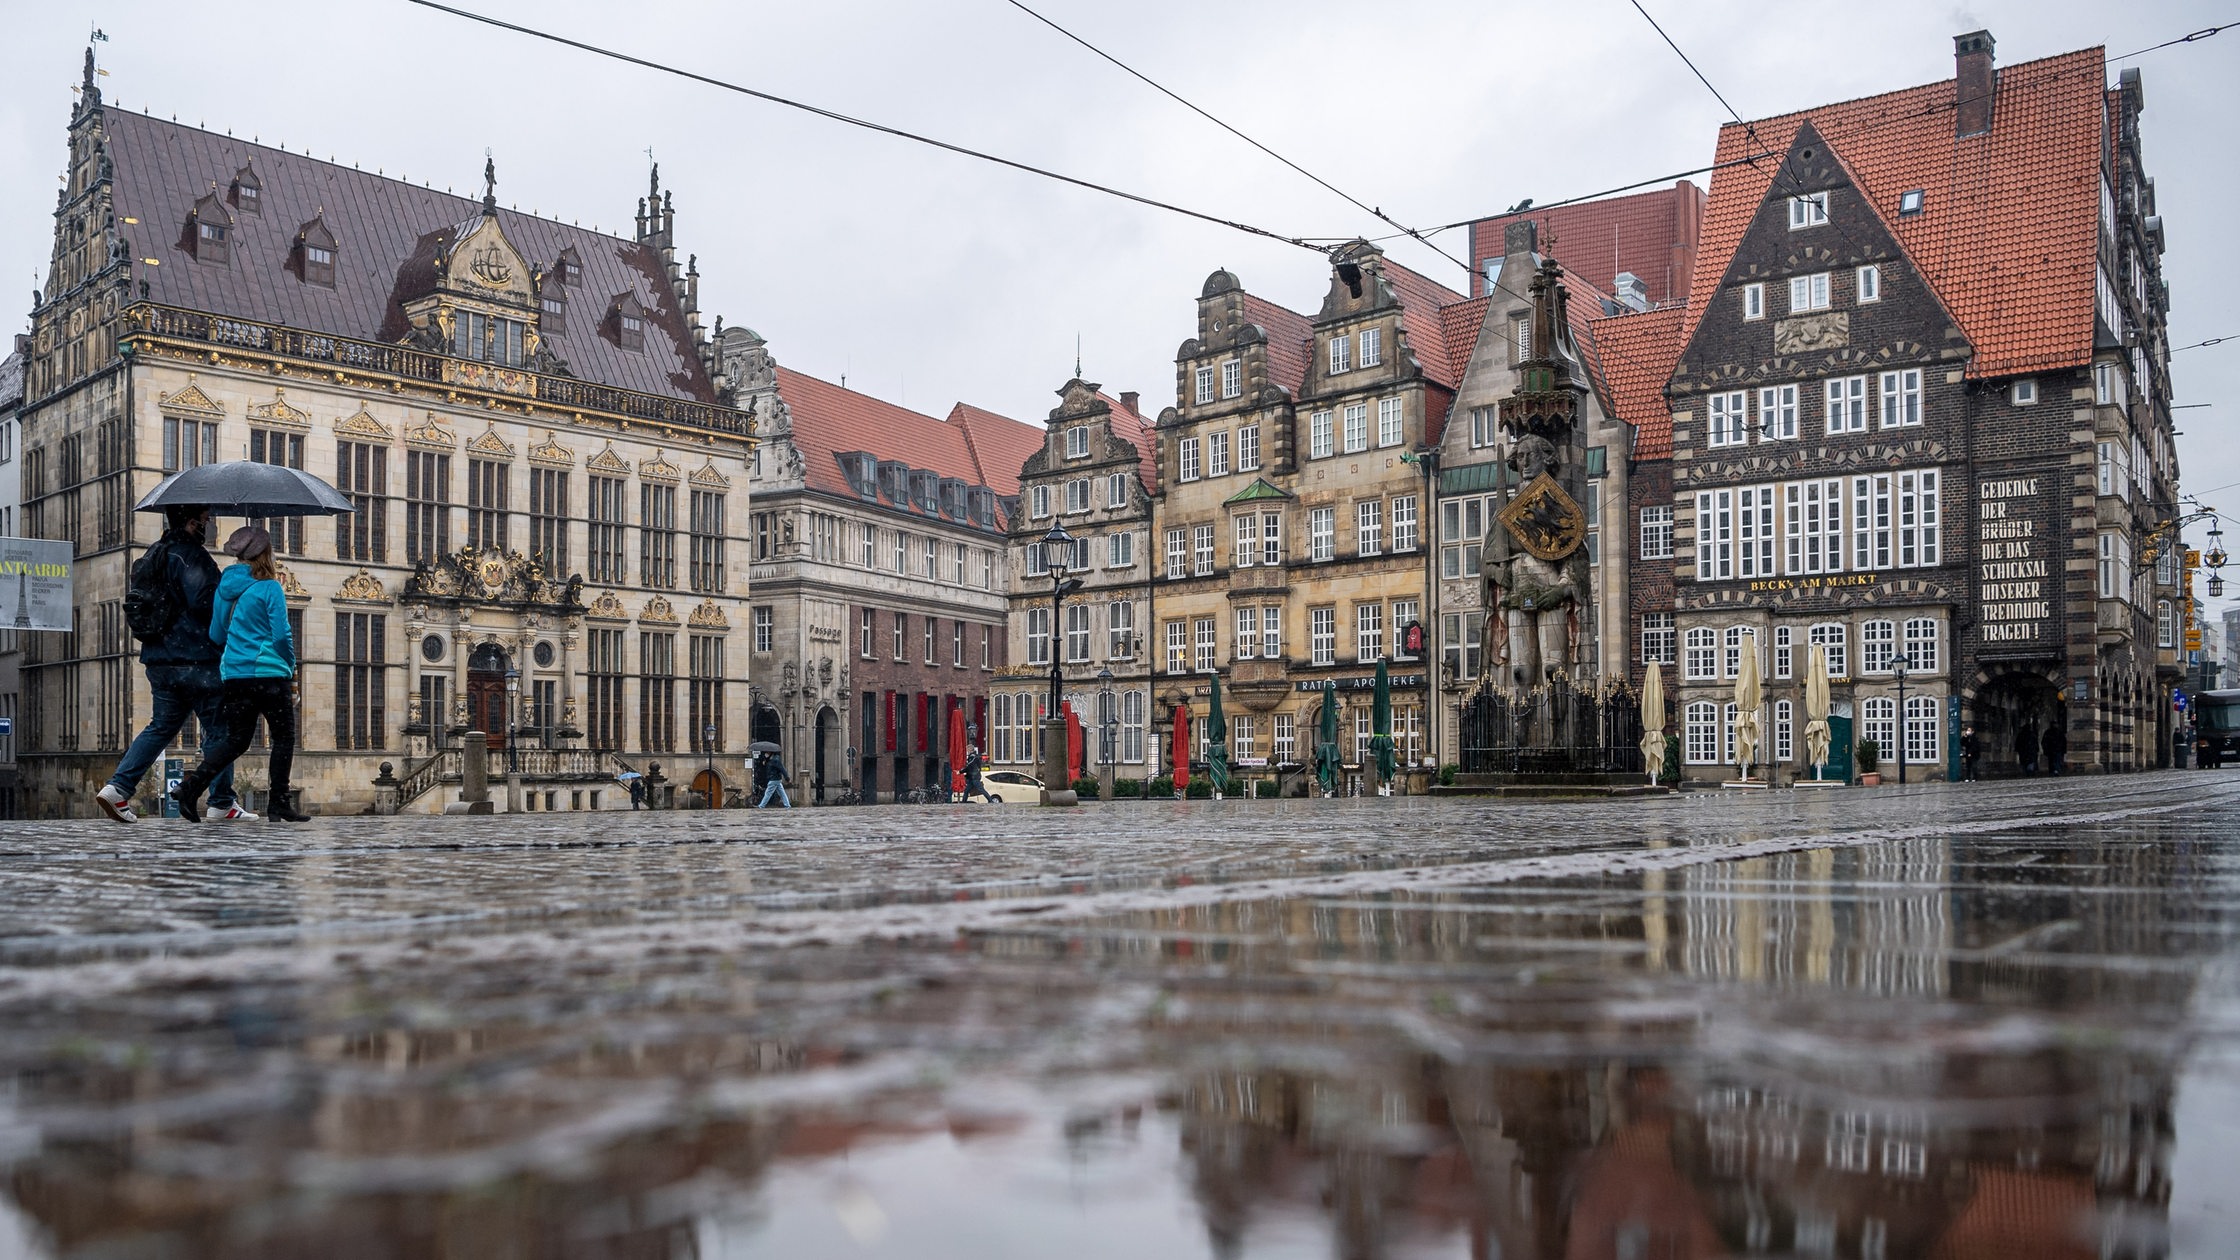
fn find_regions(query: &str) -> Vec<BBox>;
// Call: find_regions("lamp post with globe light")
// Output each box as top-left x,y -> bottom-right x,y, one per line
1039,523 -> 1083,804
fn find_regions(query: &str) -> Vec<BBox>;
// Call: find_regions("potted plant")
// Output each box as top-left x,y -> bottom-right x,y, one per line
1856,739 -> 1882,786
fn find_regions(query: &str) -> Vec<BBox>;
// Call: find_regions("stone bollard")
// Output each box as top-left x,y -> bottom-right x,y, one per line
372,761 -> 401,817
445,732 -> 495,815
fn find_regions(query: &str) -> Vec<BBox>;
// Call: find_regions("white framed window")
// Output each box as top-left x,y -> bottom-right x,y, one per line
1272,713 -> 1295,763
1641,613 -> 1676,665
1743,283 -> 1765,320
1788,192 -> 1830,228
1391,598 -> 1420,658
1310,606 -> 1336,665
1737,485 -> 1776,578
2094,362 -> 2117,405
1895,469 -> 1939,567
1471,406 -> 1499,448
1810,622 -> 1849,679
1234,606 -> 1259,659
1774,625 -> 1794,679
1329,334 -> 1352,375
1782,478 -> 1846,575
2097,531 -> 2131,601
1065,603 -> 1091,662
1684,627 -> 1718,681
1826,375 -> 1868,434
1356,499 -> 1383,556
1774,699 -> 1794,763
1694,488 -> 1734,581
2010,379 -> 2038,406
1108,600 -> 1135,658
1220,358 -> 1241,399
752,605 -> 774,653
1509,312 -> 1532,363
1310,410 -> 1334,459
1757,384 -> 1798,440
1391,494 -> 1419,551
1342,402 -> 1368,453
1194,366 -> 1215,404
1377,397 -> 1403,447
1164,528 -> 1188,580
1862,696 -> 1896,760
1238,424 -> 1261,471
1208,431 -> 1230,477
2157,599 -> 2177,648
1233,513 -> 1259,568
1107,472 -> 1128,508
1065,426 -> 1090,459
1308,507 -> 1335,561
1261,606 -> 1282,658
1192,523 -> 1216,575
1441,496 -> 1487,578
1877,369 -> 1922,428
1065,478 -> 1091,513
1194,617 -> 1217,673
1024,539 -> 1048,578
1852,474 -> 1892,570
1861,619 -> 1896,674
1165,620 -> 1188,674
1788,272 -> 1831,312
1107,531 -> 1134,568
1178,437 -> 1201,482
1231,714 -> 1255,762
1031,485 -> 1052,518
1026,606 -> 1051,665
1857,264 -> 1881,303
1722,626 -> 1752,679
1260,511 -> 1283,565
1904,617 -> 1940,672
993,693 -> 1013,762
1122,690 -> 1146,762
1904,694 -> 1940,765
1359,326 -> 1382,366
1685,701 -> 1720,764
1355,603 -> 1384,662
1707,390 -> 1749,447
1723,702 -> 1738,763
1639,506 -> 1674,560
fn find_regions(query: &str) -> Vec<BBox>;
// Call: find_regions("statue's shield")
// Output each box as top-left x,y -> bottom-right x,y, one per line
1495,473 -> 1588,562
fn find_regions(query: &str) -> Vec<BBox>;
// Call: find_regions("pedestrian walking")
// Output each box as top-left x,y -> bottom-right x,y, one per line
170,526 -> 307,822
962,746 -> 994,803
627,776 -> 646,810
1961,726 -> 1980,781
2016,723 -> 2038,776
2043,721 -> 2067,777
757,749 -> 793,808
96,505 -> 256,822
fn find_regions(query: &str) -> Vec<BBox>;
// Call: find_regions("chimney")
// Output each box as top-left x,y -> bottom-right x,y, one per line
1120,391 -> 1140,416
1955,30 -> 1996,137
1612,272 -> 1651,313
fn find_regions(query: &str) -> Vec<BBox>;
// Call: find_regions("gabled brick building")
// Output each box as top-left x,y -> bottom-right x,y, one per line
1649,31 -> 2180,781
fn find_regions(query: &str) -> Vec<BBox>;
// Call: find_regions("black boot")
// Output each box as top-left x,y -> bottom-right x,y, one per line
267,788 -> 310,823
170,776 -> 207,823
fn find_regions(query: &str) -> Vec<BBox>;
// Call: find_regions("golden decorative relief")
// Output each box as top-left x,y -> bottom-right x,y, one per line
586,443 -> 631,475
246,387 -> 312,429
335,568 -> 388,602
1495,473 -> 1589,563
687,599 -> 729,629
689,459 -> 731,488
467,422 -> 517,458
527,430 -> 575,467
275,567 -> 310,599
640,594 -> 679,624
586,590 -> 628,620
157,373 -> 223,418
335,406 -> 393,441
405,413 -> 459,450
637,452 -> 682,483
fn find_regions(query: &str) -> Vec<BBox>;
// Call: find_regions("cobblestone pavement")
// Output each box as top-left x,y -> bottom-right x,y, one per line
3,773 -> 2238,1257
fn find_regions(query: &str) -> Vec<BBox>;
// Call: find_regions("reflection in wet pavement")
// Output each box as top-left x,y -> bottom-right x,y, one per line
2,773 -> 2237,1257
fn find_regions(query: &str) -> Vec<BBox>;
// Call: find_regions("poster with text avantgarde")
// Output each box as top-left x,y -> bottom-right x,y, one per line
0,537 -> 74,632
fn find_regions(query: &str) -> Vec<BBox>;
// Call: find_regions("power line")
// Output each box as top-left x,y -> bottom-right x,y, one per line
2174,335 -> 2236,352
402,0 -> 1329,255
1000,0 -> 1470,275
2113,20 -> 2236,60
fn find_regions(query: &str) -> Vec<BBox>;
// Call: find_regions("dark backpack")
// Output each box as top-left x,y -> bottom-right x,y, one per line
124,540 -> 184,645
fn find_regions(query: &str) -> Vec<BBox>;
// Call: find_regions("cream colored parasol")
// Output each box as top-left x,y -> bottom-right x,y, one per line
1639,664 -> 1667,787
1732,632 -> 1763,779
1804,644 -> 1832,778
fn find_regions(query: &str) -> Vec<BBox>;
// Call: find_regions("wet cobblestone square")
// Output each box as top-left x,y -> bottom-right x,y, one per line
2,774 -> 2237,1257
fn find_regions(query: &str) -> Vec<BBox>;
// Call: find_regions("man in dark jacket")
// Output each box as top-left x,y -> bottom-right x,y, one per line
2042,721 -> 2067,776
95,506 -> 249,823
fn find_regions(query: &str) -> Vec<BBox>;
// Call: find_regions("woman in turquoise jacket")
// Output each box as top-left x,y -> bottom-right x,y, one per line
172,525 -> 309,822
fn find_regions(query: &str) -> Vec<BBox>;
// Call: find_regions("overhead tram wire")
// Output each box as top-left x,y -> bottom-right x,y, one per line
999,0 -> 1474,278
401,0 -> 1330,256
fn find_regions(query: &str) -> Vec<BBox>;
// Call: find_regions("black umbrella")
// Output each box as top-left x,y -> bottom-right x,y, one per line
748,741 -> 783,754
135,461 -> 354,517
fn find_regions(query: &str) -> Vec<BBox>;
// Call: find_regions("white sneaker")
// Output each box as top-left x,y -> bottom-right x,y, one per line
212,804 -> 260,821
96,784 -> 139,824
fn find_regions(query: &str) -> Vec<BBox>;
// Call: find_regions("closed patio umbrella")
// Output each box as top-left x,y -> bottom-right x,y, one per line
948,703 -> 968,800
1640,663 -> 1667,787
1314,681 -> 1341,797
1733,632 -> 1763,780
1804,644 -> 1833,780
1206,674 -> 1230,799
1369,658 -> 1396,794
1065,703 -> 1085,784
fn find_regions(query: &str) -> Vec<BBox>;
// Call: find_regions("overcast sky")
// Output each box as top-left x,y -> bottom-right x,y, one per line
3,0 -> 2235,625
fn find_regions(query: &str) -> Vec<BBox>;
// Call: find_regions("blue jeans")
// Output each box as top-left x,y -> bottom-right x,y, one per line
758,779 -> 791,808
109,663 -> 236,808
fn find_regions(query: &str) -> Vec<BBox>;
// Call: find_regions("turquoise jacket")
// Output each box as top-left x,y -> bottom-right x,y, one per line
210,564 -> 297,680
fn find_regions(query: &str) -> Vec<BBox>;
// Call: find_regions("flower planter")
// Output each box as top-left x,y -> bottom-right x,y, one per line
1859,772 -> 1882,786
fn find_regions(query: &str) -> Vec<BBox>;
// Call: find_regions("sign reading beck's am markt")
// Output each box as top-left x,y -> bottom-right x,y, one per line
1976,477 -> 2052,644
0,537 -> 75,632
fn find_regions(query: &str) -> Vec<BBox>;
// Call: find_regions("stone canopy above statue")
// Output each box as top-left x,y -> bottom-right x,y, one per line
402,546 -> 584,611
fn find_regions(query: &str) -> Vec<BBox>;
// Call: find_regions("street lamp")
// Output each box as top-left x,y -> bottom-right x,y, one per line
703,723 -> 718,808
1096,665 -> 1117,796
1040,523 -> 1083,716
1891,654 -> 1910,785
503,665 -> 522,813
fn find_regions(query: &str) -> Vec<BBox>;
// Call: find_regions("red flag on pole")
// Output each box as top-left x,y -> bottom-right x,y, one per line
1171,705 -> 1190,790
948,702 -> 967,799
1065,703 -> 1084,782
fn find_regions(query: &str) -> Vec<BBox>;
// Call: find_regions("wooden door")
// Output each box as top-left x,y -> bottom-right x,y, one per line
467,673 -> 507,751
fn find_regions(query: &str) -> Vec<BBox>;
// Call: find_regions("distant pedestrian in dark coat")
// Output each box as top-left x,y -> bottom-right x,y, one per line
628,777 -> 646,810
2016,724 -> 2038,776
757,751 -> 792,808
962,747 -> 994,802
1961,727 -> 1981,781
2043,722 -> 2067,776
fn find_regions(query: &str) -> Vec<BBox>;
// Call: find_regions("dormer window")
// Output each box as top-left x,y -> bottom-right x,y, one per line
1065,426 -> 1089,459
556,246 -> 582,286
609,294 -> 645,351
228,165 -> 262,215
1788,192 -> 1830,229
452,309 -> 528,366
183,194 -> 232,265
294,217 -> 337,287
1899,190 -> 1926,216
539,279 -> 566,334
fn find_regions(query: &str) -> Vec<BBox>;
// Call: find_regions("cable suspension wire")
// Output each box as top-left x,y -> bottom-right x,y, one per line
1001,0 -> 1471,276
402,0 -> 1330,255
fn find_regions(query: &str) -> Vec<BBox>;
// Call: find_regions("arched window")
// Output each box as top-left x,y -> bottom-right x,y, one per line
1861,619 -> 1896,673
1903,617 -> 1941,671
1905,695 -> 1941,766
1809,623 -> 1849,678
1684,628 -> 1718,680
1774,699 -> 1794,762
1862,697 -> 1897,756
1685,701 -> 1720,764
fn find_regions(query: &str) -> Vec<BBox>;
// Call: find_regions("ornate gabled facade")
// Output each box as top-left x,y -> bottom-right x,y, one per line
11,53 -> 757,816
996,379 -> 1157,777
1151,243 -> 1468,791
719,326 -> 1038,802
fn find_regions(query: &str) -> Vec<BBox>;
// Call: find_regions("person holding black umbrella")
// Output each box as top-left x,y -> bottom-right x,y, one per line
170,525 -> 308,822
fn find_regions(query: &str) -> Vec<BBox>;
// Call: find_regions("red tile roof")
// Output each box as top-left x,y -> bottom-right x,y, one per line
1588,305 -> 1688,459
1472,182 -> 1705,306
99,108 -> 718,402
1377,257 -> 1471,390
1098,392 -> 1161,496
775,367 -> 1037,531
1241,293 -> 1313,398
1436,295 -> 1492,391
1680,47 -> 2108,379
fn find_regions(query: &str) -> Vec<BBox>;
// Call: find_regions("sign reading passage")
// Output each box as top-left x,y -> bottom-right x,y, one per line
0,537 -> 75,632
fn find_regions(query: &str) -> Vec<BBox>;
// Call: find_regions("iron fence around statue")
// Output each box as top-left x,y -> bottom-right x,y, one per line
1458,677 -> 1645,777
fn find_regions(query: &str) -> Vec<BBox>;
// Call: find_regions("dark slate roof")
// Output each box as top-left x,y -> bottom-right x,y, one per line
0,350 -> 24,411
100,108 -> 716,403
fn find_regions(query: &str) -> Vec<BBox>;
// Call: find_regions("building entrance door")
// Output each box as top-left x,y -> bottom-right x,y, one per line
466,643 -> 511,752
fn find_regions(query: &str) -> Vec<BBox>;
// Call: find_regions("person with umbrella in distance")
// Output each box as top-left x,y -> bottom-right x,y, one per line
170,525 -> 308,822
96,504 -> 256,823
751,741 -> 792,808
